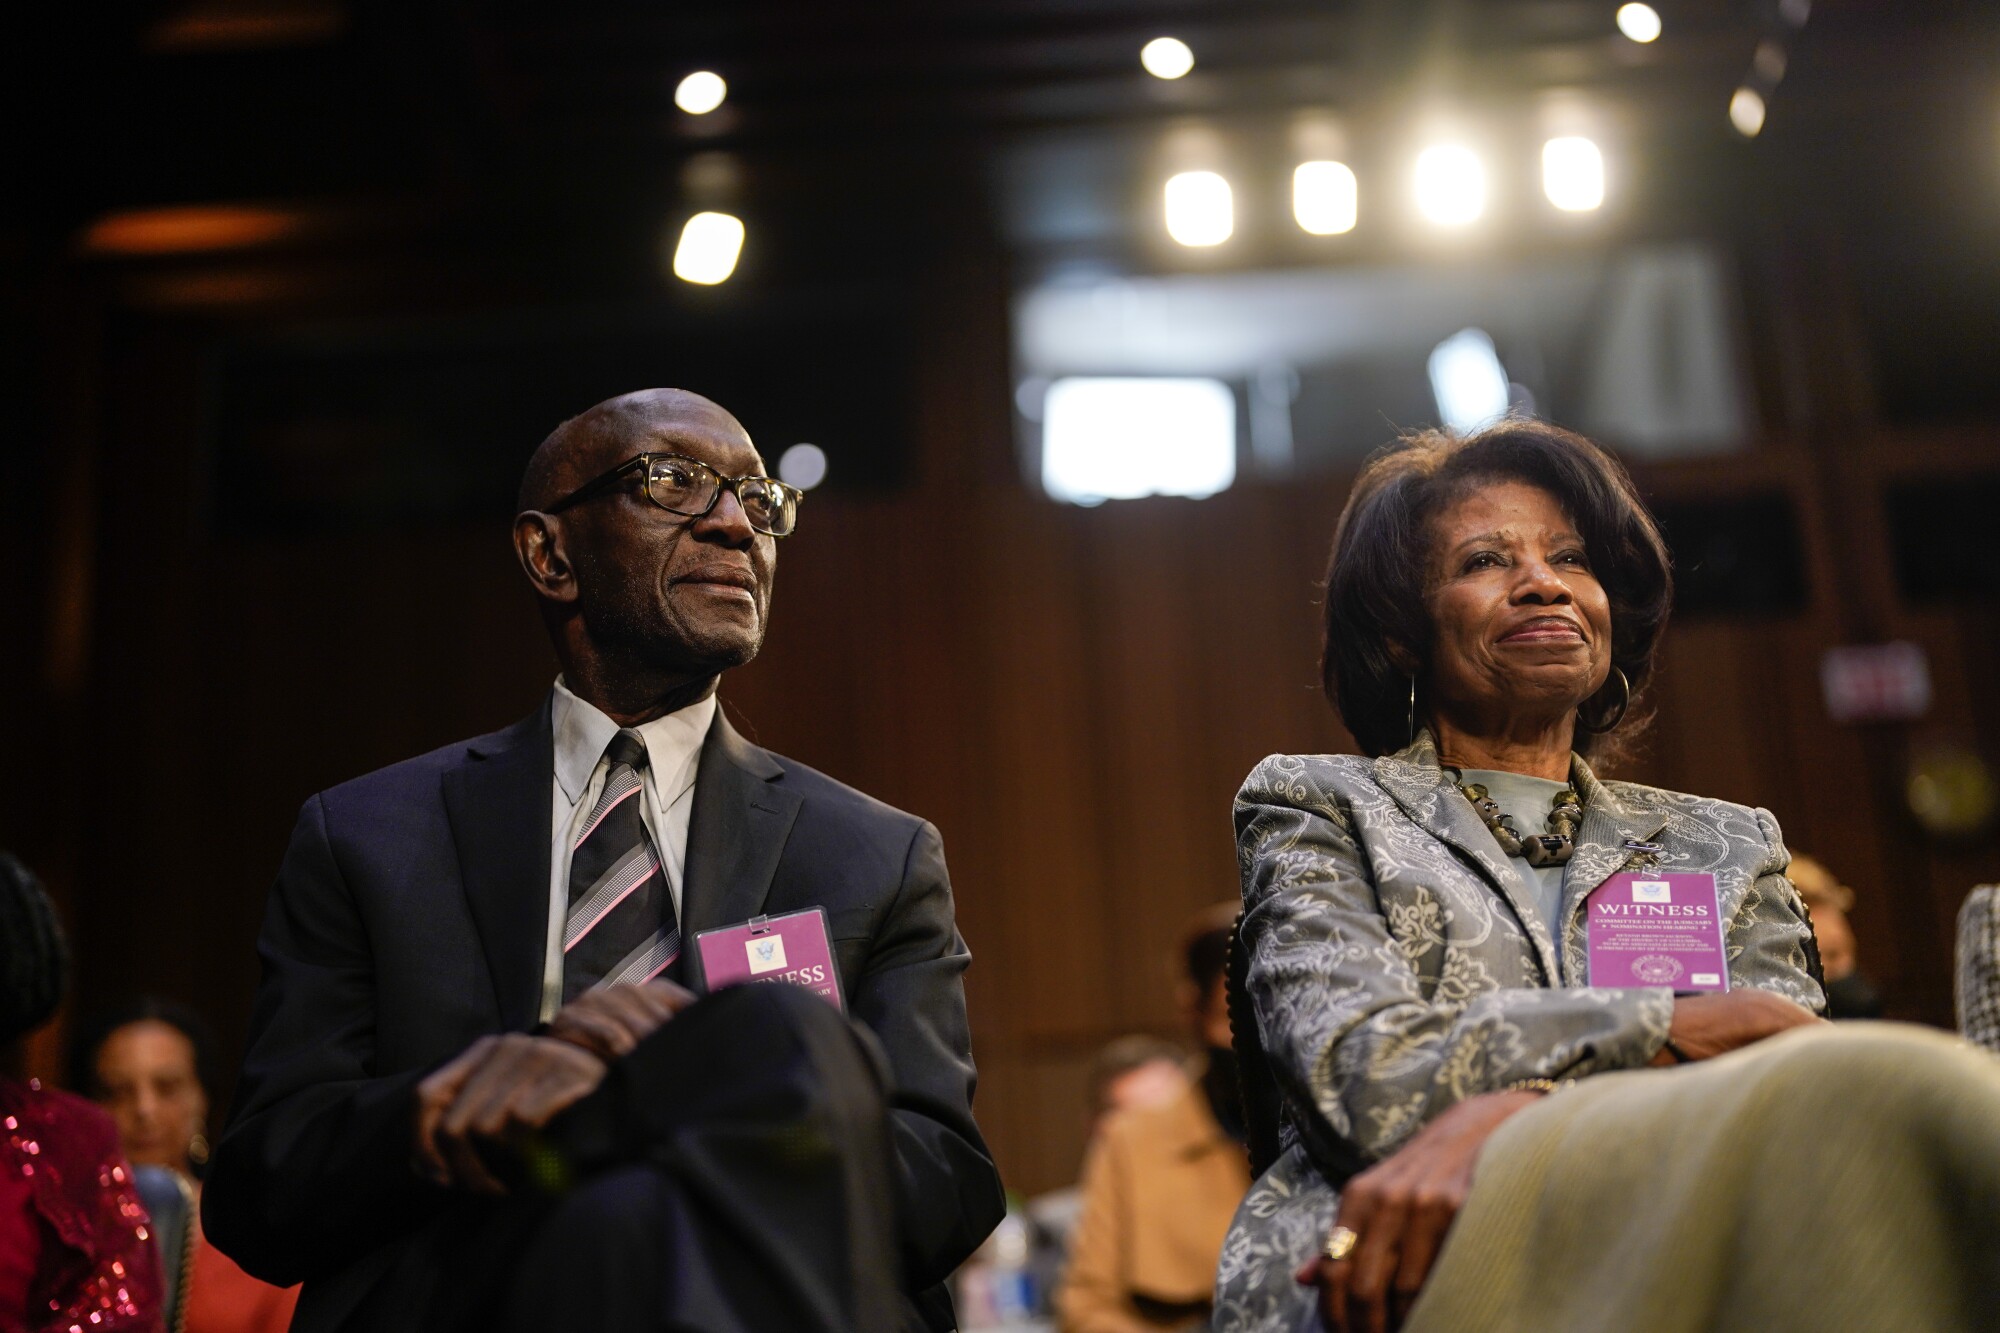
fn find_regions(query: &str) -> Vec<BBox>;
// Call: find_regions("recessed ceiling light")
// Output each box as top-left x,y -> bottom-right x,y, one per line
1413,145 -> 1486,227
675,71 -> 727,115
1140,37 -> 1195,80
1164,171 -> 1232,246
1293,161 -> 1359,235
1729,87 -> 1767,138
1542,137 -> 1605,212
1615,3 -> 1662,43
672,211 -> 744,284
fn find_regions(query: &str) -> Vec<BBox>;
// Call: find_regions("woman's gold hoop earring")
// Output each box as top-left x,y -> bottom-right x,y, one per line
1580,667 -> 1631,734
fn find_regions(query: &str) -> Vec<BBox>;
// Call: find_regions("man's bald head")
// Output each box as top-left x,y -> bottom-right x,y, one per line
511,386 -> 778,722
518,388 -> 755,513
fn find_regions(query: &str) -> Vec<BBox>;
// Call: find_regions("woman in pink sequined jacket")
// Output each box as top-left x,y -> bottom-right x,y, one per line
1,852 -> 163,1333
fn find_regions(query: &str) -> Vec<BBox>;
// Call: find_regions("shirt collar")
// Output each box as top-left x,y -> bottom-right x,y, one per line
550,677 -> 719,804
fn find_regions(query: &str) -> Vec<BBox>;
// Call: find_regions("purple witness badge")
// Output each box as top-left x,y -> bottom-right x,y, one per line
1586,873 -> 1730,992
693,907 -> 845,1012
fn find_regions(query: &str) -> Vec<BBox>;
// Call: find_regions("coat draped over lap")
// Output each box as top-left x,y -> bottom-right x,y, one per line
1213,733 -> 1825,1333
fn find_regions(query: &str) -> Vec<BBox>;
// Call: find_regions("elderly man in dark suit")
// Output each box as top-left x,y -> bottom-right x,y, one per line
204,389 -> 1004,1333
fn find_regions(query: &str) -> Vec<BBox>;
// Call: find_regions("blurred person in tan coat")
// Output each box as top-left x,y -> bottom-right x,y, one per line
1056,910 -> 1252,1333
1789,854 -> 1886,1019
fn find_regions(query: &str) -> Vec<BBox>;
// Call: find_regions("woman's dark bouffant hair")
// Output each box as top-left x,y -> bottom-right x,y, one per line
1,852 -> 69,1046
67,996 -> 220,1102
1322,419 -> 1673,759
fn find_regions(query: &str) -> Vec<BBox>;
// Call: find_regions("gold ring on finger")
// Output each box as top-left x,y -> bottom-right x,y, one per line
1324,1225 -> 1359,1262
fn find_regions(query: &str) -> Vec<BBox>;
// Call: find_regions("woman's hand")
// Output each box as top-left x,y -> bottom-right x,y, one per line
1650,990 -> 1822,1066
1295,1089 -> 1543,1333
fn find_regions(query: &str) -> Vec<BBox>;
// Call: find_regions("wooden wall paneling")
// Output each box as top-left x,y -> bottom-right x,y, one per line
72,330 -> 217,1056
1082,499 -> 1225,1033
1185,483 -> 1354,835
959,497 -> 1115,1052
1643,625 -> 1763,800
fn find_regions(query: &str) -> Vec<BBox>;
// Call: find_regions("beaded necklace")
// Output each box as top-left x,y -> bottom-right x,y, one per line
1447,768 -> 1584,867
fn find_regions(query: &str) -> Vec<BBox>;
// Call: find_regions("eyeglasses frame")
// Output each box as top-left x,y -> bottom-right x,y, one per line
541,452 -> 803,536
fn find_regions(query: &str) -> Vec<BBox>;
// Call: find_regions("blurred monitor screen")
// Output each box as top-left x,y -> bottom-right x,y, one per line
1012,243 -> 1751,501
1040,376 -> 1236,505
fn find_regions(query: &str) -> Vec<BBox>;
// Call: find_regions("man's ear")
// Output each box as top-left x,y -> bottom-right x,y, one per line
513,511 -> 579,603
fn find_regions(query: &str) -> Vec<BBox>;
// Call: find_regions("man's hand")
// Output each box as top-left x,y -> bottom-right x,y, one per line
413,1034 -> 609,1195
1295,1089 -> 1542,1333
546,980 -> 697,1061
1651,989 -> 1823,1066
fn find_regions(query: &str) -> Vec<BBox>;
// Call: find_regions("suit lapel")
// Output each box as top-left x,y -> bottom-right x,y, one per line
1373,733 -> 1563,983
679,711 -> 804,954
1556,754 -> 1669,947
442,704 -> 555,1032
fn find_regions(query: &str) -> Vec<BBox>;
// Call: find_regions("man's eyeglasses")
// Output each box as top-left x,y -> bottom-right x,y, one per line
544,453 -> 802,537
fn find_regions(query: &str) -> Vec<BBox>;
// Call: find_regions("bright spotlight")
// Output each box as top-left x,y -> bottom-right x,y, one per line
1140,37 -> 1195,80
1413,144 -> 1486,227
672,211 -> 744,284
1542,137 -> 1605,212
1615,3 -> 1662,43
777,443 -> 827,491
1428,328 -> 1511,434
1294,161 -> 1359,235
1729,87 -> 1767,138
1164,171 -> 1232,247
674,71 -> 728,115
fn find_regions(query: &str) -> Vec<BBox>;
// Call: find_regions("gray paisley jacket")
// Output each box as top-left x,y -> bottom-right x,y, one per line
1214,733 -> 1825,1333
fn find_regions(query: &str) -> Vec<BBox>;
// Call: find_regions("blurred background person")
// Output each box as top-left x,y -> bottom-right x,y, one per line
1055,907 -> 1250,1333
1,852 -> 164,1332
1087,1037 -> 1194,1138
1789,854 -> 1886,1020
69,1002 -> 298,1333
956,1035 -> 1192,1330
1030,1035 -> 1191,1261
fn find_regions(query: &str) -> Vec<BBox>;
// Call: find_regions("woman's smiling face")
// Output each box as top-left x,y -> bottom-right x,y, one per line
1423,479 -> 1613,729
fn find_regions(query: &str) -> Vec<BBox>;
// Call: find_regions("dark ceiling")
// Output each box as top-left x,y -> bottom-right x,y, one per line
11,0 -> 2000,419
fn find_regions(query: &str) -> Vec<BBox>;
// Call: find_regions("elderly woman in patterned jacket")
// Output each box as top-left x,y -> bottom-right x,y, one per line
1216,421 -> 2000,1333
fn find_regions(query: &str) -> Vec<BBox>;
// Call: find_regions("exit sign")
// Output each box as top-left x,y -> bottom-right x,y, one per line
1821,642 -> 1932,723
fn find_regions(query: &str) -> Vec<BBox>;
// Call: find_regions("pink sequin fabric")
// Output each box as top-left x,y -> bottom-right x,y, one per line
0,1078 -> 163,1333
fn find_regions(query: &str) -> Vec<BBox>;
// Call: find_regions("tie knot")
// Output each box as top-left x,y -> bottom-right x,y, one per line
605,730 -> 649,773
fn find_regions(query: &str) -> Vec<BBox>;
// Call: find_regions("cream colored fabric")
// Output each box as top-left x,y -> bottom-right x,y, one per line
1407,1023 -> 2000,1333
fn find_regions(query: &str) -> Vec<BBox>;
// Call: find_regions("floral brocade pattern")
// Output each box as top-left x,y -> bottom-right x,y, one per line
1,1078 -> 163,1333
1213,735 -> 1825,1333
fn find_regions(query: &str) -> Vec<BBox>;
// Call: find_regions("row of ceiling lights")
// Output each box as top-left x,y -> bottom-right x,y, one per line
1163,136 -> 1606,247
661,0 -> 1807,279
1141,2 -> 1793,142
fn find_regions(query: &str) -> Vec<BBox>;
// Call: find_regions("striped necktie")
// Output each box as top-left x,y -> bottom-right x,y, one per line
562,730 -> 679,1002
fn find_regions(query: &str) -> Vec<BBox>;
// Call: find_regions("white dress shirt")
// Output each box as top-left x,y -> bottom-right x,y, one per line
541,678 -> 718,1022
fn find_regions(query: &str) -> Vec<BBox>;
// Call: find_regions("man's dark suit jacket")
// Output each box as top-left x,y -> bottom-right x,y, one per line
204,702 -> 1005,1332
